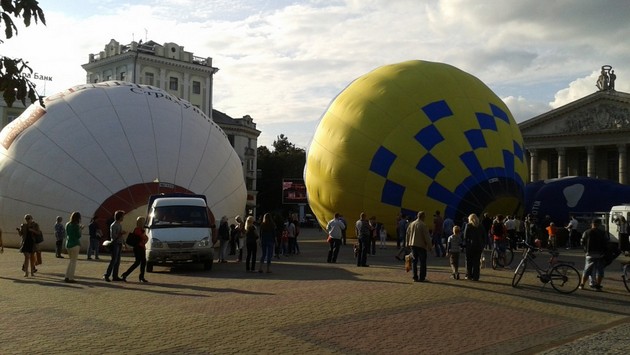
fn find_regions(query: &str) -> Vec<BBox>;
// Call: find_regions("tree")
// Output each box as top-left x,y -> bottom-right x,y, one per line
0,0 -> 46,107
257,135 -> 306,214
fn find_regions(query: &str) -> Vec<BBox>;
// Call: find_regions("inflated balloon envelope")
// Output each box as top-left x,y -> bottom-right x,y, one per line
305,60 -> 529,233
0,81 -> 246,250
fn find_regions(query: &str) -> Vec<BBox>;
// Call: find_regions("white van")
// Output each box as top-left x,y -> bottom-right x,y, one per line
608,204 -> 630,249
145,194 -> 215,272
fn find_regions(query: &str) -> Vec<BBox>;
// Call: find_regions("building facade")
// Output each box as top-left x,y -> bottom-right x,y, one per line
212,111 -> 260,215
0,99 -> 25,130
519,66 -> 629,184
82,39 -> 219,119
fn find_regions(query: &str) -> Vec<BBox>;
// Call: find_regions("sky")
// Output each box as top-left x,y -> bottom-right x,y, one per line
2,0 -> 630,149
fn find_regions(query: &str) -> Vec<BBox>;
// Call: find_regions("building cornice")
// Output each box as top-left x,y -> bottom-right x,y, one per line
82,52 -> 218,75
520,90 -> 630,130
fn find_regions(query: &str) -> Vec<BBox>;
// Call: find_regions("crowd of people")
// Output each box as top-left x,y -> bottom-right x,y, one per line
3,207 -> 627,293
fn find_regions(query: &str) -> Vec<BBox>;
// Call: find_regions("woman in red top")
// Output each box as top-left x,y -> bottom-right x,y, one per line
122,216 -> 149,283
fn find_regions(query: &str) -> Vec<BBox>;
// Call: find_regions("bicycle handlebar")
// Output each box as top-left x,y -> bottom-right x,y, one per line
518,241 -> 560,257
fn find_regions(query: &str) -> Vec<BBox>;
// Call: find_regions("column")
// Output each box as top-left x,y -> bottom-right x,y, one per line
529,149 -> 538,182
206,76 -> 213,119
557,147 -> 566,178
586,146 -> 595,178
619,144 -> 627,184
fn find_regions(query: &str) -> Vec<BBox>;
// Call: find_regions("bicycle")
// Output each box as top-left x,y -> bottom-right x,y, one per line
511,241 -> 581,294
622,257 -> 630,293
491,237 -> 514,269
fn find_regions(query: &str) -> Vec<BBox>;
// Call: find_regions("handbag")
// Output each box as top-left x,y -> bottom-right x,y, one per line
34,232 -> 44,244
126,232 -> 140,247
404,254 -> 412,272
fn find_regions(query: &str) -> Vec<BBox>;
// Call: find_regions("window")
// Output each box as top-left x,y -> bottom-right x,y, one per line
119,72 -> 126,81
106,75 -> 112,80
7,115 -> 17,123
192,81 -> 201,94
246,177 -> 254,190
169,77 -> 178,91
145,73 -> 154,86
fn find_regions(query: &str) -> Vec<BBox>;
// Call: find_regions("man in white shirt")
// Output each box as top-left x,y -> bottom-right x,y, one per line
326,213 -> 345,263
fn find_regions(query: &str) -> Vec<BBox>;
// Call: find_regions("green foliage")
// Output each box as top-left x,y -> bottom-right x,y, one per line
0,0 -> 46,107
257,135 -> 306,214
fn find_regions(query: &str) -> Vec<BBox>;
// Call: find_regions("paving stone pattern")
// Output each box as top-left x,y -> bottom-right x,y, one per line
1,228 -> 628,354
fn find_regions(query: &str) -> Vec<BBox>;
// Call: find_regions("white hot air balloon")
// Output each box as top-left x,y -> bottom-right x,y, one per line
0,81 -> 246,250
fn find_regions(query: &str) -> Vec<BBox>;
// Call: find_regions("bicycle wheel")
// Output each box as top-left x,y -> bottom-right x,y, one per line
549,264 -> 580,294
491,249 -> 499,269
505,248 -> 514,267
511,259 -> 527,287
623,264 -> 630,293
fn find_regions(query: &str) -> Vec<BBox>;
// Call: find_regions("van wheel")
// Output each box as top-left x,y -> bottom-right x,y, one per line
203,260 -> 213,271
146,263 -> 154,273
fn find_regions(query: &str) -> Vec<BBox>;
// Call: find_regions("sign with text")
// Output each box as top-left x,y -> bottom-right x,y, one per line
282,178 -> 307,204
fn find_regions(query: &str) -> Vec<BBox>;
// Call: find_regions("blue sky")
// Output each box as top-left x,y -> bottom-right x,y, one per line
3,0 -> 630,149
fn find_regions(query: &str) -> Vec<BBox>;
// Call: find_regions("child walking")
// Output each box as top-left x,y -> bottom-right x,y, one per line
446,225 -> 463,279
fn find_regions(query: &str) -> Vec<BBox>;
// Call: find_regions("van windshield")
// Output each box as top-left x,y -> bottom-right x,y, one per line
150,206 -> 209,228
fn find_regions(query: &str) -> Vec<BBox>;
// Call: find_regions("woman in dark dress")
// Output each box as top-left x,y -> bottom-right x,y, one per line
17,214 -> 37,277
464,213 -> 486,281
244,216 -> 258,272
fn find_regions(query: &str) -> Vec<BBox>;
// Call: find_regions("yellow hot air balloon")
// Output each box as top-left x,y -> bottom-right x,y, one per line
305,60 -> 528,235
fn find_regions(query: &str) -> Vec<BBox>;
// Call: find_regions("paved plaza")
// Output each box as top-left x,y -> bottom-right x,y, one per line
1,227 -> 629,354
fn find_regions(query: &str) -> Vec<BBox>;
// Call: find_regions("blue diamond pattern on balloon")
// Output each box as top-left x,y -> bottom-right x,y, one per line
464,129 -> 487,150
422,100 -> 453,123
491,103 -> 510,124
513,141 -> 523,162
427,181 -> 457,206
460,151 -> 484,177
369,146 -> 397,178
476,112 -> 498,131
416,153 -> 444,179
414,124 -> 444,151
381,179 -> 405,207
503,149 -> 515,175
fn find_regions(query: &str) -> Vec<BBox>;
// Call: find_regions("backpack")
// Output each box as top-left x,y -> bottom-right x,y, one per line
491,221 -> 504,238
126,232 -> 140,247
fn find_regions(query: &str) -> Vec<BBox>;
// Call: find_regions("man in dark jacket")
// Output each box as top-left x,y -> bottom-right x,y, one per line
579,219 -> 608,291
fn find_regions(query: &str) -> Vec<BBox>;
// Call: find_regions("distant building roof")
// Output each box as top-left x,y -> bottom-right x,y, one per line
211,109 -> 236,125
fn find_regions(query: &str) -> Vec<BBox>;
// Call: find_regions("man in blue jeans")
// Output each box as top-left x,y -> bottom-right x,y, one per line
103,210 -> 126,282
406,211 -> 432,282
355,212 -> 370,267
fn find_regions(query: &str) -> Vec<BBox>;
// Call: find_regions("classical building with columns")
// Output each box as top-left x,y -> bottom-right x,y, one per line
519,66 -> 629,184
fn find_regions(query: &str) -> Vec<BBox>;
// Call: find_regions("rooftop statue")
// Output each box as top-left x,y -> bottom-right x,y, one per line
596,65 -> 616,91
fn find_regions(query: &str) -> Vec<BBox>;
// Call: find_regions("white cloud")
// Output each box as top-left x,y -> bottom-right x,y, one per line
3,0 -> 630,148
503,96 -> 551,123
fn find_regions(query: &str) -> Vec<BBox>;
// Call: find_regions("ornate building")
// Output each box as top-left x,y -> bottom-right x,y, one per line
82,39 -> 219,119
519,66 -> 629,184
